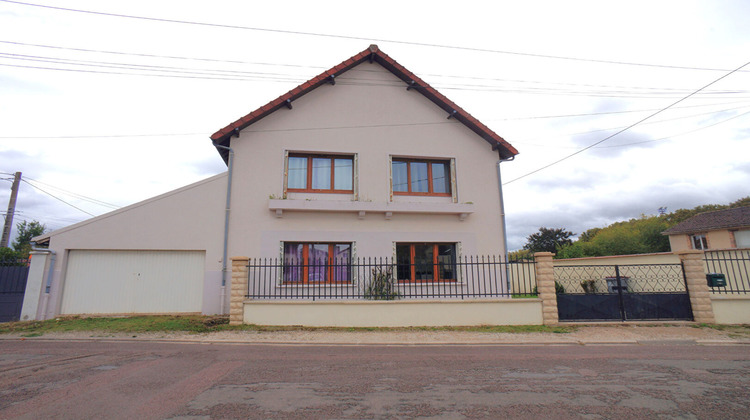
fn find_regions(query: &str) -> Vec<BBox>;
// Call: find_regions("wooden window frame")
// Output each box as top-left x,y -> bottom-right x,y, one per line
287,154 -> 354,194
396,243 -> 457,283
392,158 -> 452,197
691,234 -> 708,250
283,242 -> 352,284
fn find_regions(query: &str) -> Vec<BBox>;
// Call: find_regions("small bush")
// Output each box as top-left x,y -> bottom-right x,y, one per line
364,267 -> 399,300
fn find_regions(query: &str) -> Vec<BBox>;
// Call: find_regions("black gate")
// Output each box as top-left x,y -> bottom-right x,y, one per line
555,264 -> 693,322
0,258 -> 30,322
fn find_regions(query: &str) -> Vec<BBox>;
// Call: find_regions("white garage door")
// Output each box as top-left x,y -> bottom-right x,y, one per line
61,250 -> 205,315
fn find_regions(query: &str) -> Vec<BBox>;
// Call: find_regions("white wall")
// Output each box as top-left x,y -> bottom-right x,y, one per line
227,64 -> 506,260
42,173 -> 228,318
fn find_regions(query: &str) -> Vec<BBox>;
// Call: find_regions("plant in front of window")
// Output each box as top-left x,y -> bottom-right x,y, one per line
364,266 -> 399,300
580,280 -> 598,294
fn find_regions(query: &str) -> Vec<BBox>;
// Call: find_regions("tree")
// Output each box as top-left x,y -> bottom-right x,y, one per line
11,220 -> 46,257
523,227 -> 574,254
0,246 -> 22,261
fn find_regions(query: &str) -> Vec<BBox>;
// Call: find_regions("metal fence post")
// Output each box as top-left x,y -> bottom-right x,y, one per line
676,250 -> 715,324
534,252 -> 558,325
230,257 -> 249,325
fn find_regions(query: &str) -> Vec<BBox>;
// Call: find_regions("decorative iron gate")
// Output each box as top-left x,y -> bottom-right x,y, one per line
555,264 -> 693,322
0,258 -> 30,322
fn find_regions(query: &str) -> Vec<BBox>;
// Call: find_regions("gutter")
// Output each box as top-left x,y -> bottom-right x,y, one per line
30,245 -> 56,320
212,143 -> 234,315
496,156 -> 515,292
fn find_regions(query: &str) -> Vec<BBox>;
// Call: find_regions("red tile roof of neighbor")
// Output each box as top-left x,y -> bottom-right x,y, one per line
662,206 -> 750,235
210,45 -> 518,163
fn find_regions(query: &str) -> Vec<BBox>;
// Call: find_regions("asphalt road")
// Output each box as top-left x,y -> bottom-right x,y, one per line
1,340 -> 749,419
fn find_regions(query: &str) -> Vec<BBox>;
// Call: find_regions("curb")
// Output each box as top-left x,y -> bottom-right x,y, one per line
3,335 -> 750,346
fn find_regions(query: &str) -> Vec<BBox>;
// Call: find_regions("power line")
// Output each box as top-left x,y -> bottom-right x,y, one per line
503,59 -> 750,185
0,132 -> 208,139
2,0 -> 747,73
2,101 -> 749,140
23,177 -> 120,209
0,40 -> 324,70
5,39 -> 748,96
20,179 -> 95,216
597,109 -> 750,149
510,104 -> 750,145
3,60 -> 748,101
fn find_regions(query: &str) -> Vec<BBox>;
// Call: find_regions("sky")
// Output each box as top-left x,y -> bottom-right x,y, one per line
1,0 -> 749,251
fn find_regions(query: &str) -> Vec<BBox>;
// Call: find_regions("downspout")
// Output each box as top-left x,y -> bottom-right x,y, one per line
496,156 -> 515,291
30,246 -> 56,320
212,143 -> 234,315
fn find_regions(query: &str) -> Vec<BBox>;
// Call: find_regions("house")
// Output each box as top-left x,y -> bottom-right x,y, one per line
663,206 -> 750,252
24,45 -> 520,322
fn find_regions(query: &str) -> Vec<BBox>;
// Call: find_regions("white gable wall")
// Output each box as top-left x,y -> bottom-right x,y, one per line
41,173 -> 227,318
228,63 -> 506,259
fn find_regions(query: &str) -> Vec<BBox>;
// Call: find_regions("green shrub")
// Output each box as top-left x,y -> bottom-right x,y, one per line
364,267 -> 399,300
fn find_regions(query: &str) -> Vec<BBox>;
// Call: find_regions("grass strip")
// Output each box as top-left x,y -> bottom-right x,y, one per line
0,315 -> 574,336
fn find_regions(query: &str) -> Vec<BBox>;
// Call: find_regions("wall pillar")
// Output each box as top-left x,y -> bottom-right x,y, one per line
534,252 -> 558,325
20,252 -> 48,321
229,257 -> 249,325
676,250 -> 715,324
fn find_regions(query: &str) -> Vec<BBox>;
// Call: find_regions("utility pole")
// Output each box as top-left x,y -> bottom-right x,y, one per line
1,171 -> 21,248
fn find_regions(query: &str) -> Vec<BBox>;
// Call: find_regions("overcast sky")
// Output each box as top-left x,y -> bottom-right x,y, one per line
1,0 -> 749,251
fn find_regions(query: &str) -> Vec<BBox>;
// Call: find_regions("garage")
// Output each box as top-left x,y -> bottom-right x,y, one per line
61,250 -> 205,315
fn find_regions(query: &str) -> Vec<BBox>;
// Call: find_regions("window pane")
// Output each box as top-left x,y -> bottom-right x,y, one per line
283,243 -> 304,283
334,158 -> 353,191
396,244 -> 412,281
311,158 -> 331,190
332,244 -> 351,282
736,230 -> 750,248
436,244 -> 456,281
410,162 -> 429,193
392,161 -> 408,192
413,244 -> 434,281
287,157 -> 307,189
431,162 -> 450,194
307,244 -> 330,282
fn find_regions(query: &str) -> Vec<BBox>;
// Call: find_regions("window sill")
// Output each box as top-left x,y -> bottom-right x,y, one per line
268,199 -> 475,221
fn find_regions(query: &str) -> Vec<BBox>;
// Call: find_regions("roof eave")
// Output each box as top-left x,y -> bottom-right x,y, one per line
210,45 -> 519,164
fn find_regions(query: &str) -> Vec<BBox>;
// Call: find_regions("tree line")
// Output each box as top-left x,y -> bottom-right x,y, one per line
512,196 -> 750,260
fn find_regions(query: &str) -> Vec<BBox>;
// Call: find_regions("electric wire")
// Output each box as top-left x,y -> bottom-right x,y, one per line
22,177 -> 121,209
20,179 -> 95,216
2,0 -> 748,73
4,39 -> 749,96
503,59 -> 750,185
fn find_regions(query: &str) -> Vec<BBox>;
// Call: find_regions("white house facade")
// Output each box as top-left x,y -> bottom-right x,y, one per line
25,45 -> 520,321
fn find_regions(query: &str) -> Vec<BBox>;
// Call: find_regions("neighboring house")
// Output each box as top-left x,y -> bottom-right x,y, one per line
27,45 -> 518,319
663,206 -> 750,252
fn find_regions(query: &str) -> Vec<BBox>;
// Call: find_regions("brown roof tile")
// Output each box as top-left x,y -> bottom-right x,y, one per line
211,45 -> 518,163
662,206 -> 750,235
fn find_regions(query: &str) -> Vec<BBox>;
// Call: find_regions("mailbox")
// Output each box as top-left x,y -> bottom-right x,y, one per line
706,273 -> 727,287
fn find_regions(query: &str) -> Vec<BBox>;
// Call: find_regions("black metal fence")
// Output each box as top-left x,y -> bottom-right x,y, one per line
554,263 -> 692,321
246,256 -> 537,300
554,264 -> 687,294
1,258 -> 30,322
704,249 -> 750,294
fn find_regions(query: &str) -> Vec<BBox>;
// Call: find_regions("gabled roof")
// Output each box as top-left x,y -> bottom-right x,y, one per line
210,45 -> 518,163
662,206 -> 750,235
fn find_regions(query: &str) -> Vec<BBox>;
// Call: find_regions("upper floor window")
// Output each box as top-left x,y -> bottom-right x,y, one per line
691,234 -> 708,250
392,158 -> 451,196
287,154 -> 353,193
